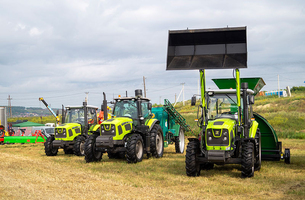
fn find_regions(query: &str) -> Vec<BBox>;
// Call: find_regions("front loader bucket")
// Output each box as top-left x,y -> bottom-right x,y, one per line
167,27 -> 247,70
212,77 -> 266,95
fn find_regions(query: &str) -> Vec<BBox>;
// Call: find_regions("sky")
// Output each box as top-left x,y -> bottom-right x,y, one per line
0,0 -> 305,109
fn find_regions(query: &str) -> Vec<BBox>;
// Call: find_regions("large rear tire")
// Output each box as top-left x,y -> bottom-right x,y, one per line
84,135 -> 102,163
150,124 -> 164,158
175,128 -> 185,153
74,135 -> 86,156
241,141 -> 255,178
44,136 -> 58,156
185,139 -> 201,176
126,134 -> 144,163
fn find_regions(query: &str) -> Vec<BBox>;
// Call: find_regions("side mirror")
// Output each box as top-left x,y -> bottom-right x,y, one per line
148,103 -> 152,110
249,95 -> 255,105
191,96 -> 196,106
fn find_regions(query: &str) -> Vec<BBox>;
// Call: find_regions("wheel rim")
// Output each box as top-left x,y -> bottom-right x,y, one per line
156,131 -> 163,155
80,140 -> 85,155
136,139 -> 143,159
179,129 -> 185,152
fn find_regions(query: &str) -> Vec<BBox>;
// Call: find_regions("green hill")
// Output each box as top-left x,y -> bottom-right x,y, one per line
174,90 -> 305,139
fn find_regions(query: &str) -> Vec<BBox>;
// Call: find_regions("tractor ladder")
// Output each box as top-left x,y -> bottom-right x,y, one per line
163,99 -> 195,135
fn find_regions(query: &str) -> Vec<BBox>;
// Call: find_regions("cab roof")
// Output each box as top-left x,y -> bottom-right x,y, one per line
114,97 -> 151,101
66,105 -> 99,109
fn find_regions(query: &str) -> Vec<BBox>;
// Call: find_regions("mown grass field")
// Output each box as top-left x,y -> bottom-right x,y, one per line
0,139 -> 304,200
1,91 -> 305,199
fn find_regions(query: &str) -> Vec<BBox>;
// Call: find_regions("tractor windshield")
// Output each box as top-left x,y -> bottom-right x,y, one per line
65,108 -> 85,125
65,107 -> 97,126
113,99 -> 138,119
207,93 -> 240,121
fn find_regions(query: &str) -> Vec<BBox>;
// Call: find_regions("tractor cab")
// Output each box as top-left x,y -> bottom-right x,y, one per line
65,105 -> 98,127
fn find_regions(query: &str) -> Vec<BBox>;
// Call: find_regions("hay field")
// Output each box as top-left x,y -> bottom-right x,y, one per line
0,139 -> 304,200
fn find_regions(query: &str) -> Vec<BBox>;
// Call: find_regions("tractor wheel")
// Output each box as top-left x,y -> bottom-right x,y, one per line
126,134 -> 144,163
241,141 -> 255,178
150,124 -> 164,158
254,129 -> 262,171
84,135 -> 102,163
284,148 -> 290,164
64,147 -> 74,154
175,128 -> 185,154
73,136 -> 86,156
44,136 -> 58,156
185,139 -> 201,176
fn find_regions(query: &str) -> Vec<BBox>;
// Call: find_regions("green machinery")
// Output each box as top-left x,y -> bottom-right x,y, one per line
84,90 -> 164,163
41,98 -> 100,156
166,26 -> 290,178
212,78 -> 290,162
152,99 -> 194,153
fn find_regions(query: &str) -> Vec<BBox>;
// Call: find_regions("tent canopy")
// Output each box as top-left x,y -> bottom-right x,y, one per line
12,121 -> 45,127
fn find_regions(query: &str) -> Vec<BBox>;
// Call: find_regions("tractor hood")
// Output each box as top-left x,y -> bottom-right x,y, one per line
207,118 -> 236,133
101,117 -> 133,136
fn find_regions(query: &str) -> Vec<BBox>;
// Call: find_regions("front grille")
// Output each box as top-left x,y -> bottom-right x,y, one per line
55,128 -> 67,138
206,128 -> 230,146
100,124 -> 116,136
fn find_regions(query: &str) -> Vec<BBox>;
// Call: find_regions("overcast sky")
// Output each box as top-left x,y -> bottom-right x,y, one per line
0,0 -> 304,109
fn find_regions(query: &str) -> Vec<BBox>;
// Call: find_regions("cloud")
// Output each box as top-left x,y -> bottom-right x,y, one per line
0,0 -> 305,108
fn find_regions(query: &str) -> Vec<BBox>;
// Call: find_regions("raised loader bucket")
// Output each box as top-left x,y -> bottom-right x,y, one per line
167,27 -> 247,70
212,77 -> 266,95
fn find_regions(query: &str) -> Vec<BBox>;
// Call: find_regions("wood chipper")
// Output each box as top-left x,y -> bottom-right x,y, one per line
212,78 -> 290,162
166,26 -> 289,178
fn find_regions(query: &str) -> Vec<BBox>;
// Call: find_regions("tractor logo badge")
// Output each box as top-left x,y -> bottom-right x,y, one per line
58,129 -> 62,133
215,130 -> 220,136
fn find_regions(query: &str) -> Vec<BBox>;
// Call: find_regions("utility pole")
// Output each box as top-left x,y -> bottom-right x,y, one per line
85,92 -> 89,103
143,76 -> 147,97
175,93 -> 177,103
181,83 -> 185,106
7,95 -> 12,117
277,75 -> 280,98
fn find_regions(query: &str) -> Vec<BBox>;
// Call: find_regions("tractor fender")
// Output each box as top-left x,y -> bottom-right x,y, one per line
146,119 -> 160,131
249,120 -> 259,139
89,124 -> 101,132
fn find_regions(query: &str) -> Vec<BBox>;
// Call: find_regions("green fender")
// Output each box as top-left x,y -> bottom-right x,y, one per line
89,124 -> 101,132
249,120 -> 258,138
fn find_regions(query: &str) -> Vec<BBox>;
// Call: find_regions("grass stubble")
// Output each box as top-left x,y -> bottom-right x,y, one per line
0,139 -> 304,200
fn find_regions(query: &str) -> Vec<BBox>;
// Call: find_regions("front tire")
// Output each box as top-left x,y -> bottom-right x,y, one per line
175,128 -> 185,153
241,141 -> 255,178
254,129 -> 262,171
44,136 -> 58,156
185,139 -> 201,176
126,134 -> 144,163
74,135 -> 86,156
84,135 -> 102,163
150,124 -> 164,158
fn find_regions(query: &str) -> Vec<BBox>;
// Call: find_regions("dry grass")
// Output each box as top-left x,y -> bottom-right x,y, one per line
0,139 -> 305,200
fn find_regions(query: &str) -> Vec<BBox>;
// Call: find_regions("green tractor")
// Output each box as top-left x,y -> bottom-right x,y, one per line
84,90 -> 164,163
44,101 -> 100,156
167,27 -> 262,177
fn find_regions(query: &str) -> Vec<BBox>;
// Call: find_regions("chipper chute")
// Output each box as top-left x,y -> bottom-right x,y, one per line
167,27 -> 247,70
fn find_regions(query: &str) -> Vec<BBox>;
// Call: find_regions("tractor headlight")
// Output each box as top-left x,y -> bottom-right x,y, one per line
111,126 -> 115,130
207,129 -> 212,136
208,137 -> 212,141
223,130 -> 228,136
101,125 -> 104,130
101,130 -> 105,133
223,136 -> 227,141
